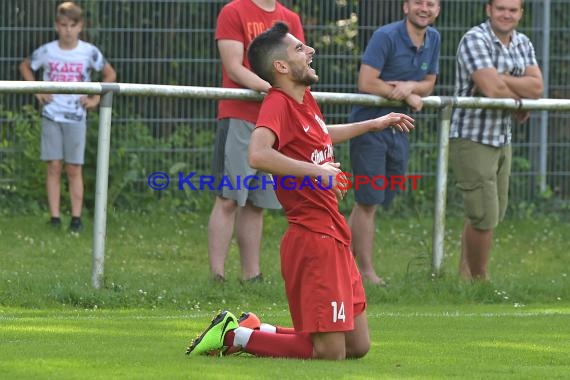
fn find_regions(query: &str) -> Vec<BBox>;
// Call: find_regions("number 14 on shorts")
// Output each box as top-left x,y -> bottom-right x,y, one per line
331,301 -> 346,323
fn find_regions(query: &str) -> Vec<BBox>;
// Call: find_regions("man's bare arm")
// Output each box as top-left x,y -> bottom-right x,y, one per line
218,39 -> 271,92
501,66 -> 543,99
472,67 -> 519,98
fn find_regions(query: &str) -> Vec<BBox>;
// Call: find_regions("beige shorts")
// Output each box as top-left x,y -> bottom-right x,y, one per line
449,139 -> 511,230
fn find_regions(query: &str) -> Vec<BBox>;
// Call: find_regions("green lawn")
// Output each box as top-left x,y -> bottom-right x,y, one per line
0,211 -> 569,378
1,305 -> 569,379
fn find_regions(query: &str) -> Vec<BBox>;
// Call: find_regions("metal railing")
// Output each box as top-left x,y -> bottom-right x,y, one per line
2,80 -> 570,288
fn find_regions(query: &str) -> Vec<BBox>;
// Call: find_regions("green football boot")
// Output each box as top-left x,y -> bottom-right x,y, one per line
186,310 -> 238,356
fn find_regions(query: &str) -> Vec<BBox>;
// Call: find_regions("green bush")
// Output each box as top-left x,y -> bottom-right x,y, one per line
0,105 -> 46,213
0,107 -> 215,214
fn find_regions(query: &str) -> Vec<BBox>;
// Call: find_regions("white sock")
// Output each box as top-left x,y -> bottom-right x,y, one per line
259,323 -> 277,334
233,326 -> 254,348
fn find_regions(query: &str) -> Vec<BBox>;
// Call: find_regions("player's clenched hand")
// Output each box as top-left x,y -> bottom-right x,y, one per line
334,170 -> 350,200
316,162 -> 346,200
369,113 -> 415,133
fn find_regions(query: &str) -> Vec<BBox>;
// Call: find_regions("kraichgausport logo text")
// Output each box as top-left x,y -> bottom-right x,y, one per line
147,172 -> 422,191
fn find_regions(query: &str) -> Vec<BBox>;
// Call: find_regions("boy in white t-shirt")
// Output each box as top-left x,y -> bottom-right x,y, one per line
19,1 -> 116,232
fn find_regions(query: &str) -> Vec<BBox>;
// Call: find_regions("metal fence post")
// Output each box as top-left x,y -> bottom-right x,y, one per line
92,90 -> 114,290
432,103 -> 452,275
539,0 -> 551,192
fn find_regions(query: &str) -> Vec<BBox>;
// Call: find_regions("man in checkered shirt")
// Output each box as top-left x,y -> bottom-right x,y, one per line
449,0 -> 543,281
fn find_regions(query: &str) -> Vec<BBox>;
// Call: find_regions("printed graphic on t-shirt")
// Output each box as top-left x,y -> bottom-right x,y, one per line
246,21 -> 266,41
310,143 -> 333,165
48,62 -> 85,82
315,114 -> 328,134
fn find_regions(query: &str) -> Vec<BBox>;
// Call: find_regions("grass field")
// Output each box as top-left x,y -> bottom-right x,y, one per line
1,211 -> 569,379
1,305 -> 569,379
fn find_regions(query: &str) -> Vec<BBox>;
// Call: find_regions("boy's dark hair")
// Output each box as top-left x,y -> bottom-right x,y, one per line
247,22 -> 290,85
57,2 -> 83,23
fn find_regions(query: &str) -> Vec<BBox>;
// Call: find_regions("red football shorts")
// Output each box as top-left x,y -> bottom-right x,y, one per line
280,224 -> 366,333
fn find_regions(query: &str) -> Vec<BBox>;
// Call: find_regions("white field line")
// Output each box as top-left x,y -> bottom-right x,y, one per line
1,309 -> 569,322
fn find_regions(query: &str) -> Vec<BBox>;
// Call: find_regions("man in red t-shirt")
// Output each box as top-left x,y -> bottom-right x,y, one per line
187,22 -> 415,360
208,0 -> 305,283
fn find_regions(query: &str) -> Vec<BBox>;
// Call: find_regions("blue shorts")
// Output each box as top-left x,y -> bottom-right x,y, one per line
349,128 -> 409,206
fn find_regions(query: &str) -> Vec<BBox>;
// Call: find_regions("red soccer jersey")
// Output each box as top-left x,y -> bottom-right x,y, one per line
256,88 -> 351,245
215,0 -> 304,123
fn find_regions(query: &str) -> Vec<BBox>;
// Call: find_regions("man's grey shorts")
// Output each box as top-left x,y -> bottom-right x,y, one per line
212,118 -> 281,209
41,117 -> 86,165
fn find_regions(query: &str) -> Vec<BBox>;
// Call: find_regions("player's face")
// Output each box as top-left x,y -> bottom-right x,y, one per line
55,16 -> 83,47
486,0 -> 523,37
404,0 -> 440,30
283,34 -> 319,86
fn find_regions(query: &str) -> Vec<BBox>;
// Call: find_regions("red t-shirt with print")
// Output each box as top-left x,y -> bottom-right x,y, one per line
256,88 -> 351,245
215,0 -> 304,123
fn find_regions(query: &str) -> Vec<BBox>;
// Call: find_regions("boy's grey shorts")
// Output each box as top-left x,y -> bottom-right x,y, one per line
41,117 -> 86,165
212,118 -> 281,209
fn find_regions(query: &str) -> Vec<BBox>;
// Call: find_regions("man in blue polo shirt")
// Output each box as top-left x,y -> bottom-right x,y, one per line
348,0 -> 440,285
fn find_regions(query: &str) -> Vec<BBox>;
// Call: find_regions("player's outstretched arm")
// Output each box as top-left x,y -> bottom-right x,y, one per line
327,113 -> 415,144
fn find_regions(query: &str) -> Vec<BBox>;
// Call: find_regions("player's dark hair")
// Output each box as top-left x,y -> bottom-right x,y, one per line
248,22 -> 290,85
